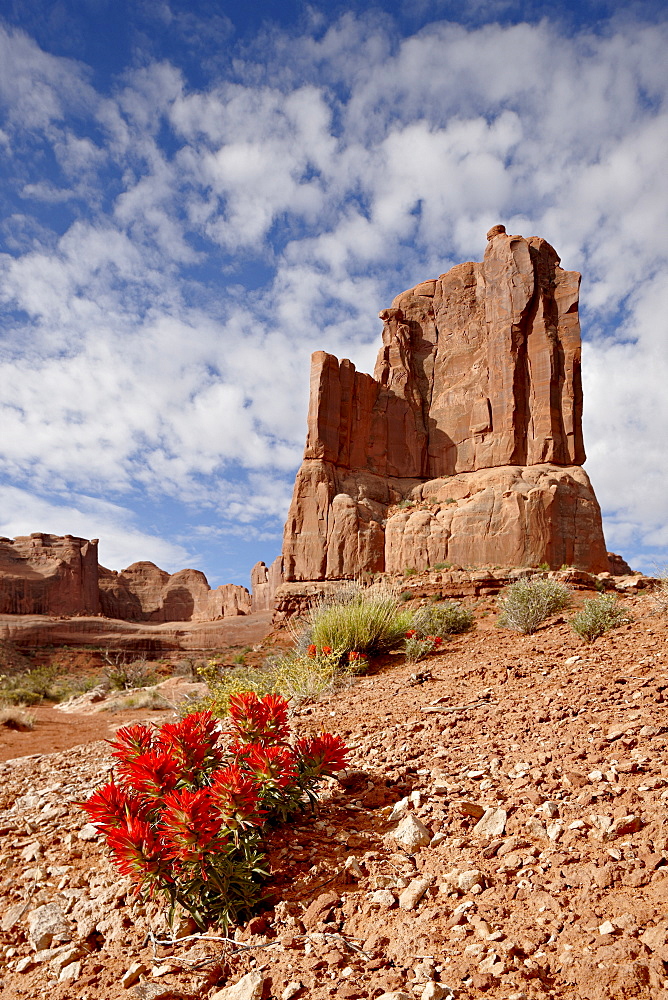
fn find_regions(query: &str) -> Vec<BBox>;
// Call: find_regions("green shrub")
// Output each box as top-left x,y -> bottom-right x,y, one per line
497,578 -> 571,635
411,600 -> 474,637
433,562 -> 452,571
0,664 -> 60,705
570,595 -> 633,641
299,584 -> 414,660
404,567 -> 418,576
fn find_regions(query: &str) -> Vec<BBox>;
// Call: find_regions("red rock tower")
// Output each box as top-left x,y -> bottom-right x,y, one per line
282,227 -> 609,580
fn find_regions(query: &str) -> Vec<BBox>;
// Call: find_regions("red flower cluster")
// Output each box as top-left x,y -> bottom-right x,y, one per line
81,695 -> 349,930
306,644 -> 334,657
347,650 -> 368,663
405,629 -> 417,639
426,635 -> 444,646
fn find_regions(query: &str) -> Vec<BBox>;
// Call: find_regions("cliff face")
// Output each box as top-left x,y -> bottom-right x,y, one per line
0,543 -> 251,622
0,534 -> 100,615
282,226 -> 609,580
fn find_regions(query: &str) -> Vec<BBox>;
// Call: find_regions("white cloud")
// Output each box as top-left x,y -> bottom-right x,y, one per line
0,486 -> 193,571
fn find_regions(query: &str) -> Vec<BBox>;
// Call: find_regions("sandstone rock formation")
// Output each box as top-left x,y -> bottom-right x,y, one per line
282,226 -> 610,580
250,557 -> 284,612
0,537 -> 250,623
0,534 -> 100,615
98,562 -> 251,622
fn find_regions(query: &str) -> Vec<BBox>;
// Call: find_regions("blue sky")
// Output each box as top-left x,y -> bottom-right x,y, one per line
0,0 -> 667,587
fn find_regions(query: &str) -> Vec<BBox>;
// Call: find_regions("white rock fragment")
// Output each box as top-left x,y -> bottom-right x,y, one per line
388,796 -> 410,822
392,813 -> 432,851
398,876 -> 433,910
421,983 -> 455,1000
599,921 -> 616,936
282,982 -> 303,1000
368,889 -> 397,908
121,961 -> 148,988
78,823 -> 100,841
457,869 -> 485,893
473,807 -> 507,838
210,970 -> 265,1000
28,903 -> 71,952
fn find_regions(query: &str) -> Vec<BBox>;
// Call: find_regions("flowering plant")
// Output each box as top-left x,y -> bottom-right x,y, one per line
81,694 -> 348,930
404,631 -> 444,664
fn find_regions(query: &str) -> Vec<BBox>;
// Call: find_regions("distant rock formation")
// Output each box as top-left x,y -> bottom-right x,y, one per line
0,534 -> 100,615
250,557 -> 284,612
98,562 -> 251,622
0,539 -> 250,622
282,226 -> 610,581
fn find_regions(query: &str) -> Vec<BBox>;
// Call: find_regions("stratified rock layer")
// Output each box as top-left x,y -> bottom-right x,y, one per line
0,534 -> 100,615
283,227 -> 609,579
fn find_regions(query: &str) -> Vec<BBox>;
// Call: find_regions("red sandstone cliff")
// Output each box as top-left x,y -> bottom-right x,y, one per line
282,226 -> 609,581
0,541 -> 251,622
0,534 -> 100,615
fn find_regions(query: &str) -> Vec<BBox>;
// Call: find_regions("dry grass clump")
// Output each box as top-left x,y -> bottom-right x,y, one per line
497,578 -> 571,634
101,688 -> 173,713
189,651 -> 359,720
0,706 -> 35,731
570,594 -> 633,641
648,569 -> 668,614
297,582 -> 414,659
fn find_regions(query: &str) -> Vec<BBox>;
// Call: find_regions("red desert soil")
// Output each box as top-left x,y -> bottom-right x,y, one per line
1,590 -> 667,1000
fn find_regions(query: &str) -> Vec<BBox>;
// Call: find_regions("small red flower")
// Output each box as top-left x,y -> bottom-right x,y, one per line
240,744 -> 298,790
158,787 -> 226,864
307,644 -> 317,658
295,733 -> 349,776
347,651 -> 368,662
209,765 -> 264,831
405,630 -> 417,639
105,816 -> 170,886
321,646 -> 333,655
118,749 -> 180,799
228,692 -> 290,745
81,781 -> 147,832
158,711 -> 224,779
426,635 -> 443,646
109,722 -> 156,761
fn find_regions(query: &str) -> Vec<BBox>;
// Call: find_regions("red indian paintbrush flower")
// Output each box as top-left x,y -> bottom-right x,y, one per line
295,733 -> 349,776
228,692 -> 290,745
118,748 -> 181,798
81,780 -> 148,832
109,722 -> 156,760
239,743 -> 299,790
105,815 -> 170,887
158,711 -> 224,780
209,765 -> 264,831
158,787 -> 226,864
307,644 -> 317,658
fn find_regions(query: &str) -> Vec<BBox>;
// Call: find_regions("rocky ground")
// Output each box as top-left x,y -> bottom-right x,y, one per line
1,587 -> 667,1000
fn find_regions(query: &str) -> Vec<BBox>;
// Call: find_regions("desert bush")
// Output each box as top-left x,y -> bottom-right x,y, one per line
649,568 -> 668,614
0,707 -> 35,730
497,578 -> 571,634
0,664 -> 60,705
411,600 -> 474,637
103,657 -> 157,691
403,633 -> 444,664
297,583 -> 414,660
570,595 -> 633,641
81,695 -> 348,930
